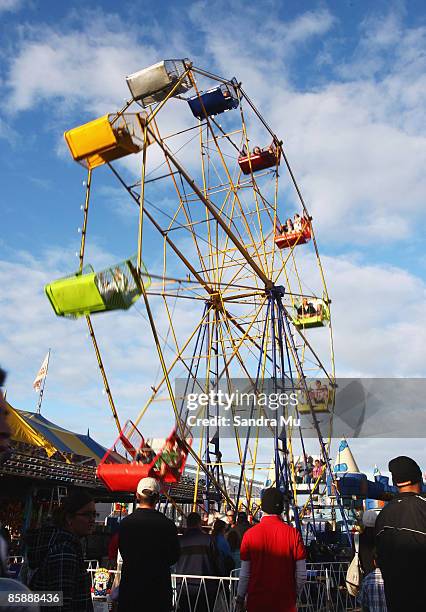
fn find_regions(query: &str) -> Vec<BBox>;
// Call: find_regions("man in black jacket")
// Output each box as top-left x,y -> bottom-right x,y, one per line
175,512 -> 218,611
118,477 -> 180,612
375,456 -> 426,611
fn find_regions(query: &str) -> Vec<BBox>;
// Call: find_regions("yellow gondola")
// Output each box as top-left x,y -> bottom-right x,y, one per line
64,113 -> 152,169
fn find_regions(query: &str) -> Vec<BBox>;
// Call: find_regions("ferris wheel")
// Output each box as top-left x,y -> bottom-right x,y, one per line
45,59 -> 341,524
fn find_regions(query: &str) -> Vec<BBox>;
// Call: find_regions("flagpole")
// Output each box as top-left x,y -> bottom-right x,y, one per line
36,349 -> 51,415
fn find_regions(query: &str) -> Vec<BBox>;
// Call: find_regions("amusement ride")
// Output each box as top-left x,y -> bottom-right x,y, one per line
45,59 -> 349,538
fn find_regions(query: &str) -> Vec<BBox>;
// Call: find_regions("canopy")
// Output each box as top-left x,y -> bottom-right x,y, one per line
8,402 -> 108,464
7,402 -> 57,457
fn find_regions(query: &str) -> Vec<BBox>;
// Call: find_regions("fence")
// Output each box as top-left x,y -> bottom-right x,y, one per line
87,562 -> 360,611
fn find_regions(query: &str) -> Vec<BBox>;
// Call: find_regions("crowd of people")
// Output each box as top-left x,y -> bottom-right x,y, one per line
0,470 -> 306,612
115,479 -> 306,612
1,365 -> 426,611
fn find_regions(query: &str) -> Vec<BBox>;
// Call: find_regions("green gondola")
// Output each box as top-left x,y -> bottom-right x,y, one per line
292,298 -> 330,330
45,256 -> 150,318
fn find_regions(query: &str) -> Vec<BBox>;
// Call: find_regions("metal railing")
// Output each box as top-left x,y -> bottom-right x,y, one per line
87,562 -> 360,611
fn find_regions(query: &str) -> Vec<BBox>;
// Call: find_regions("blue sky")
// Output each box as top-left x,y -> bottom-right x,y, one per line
0,0 -> 425,476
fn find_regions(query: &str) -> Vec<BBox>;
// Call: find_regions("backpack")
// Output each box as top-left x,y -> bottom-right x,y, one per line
346,532 -> 363,597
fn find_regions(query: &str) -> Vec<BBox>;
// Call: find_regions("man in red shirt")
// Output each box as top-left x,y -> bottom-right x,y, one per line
236,488 -> 307,612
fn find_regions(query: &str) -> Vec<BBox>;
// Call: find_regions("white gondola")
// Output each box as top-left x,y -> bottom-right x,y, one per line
126,59 -> 193,106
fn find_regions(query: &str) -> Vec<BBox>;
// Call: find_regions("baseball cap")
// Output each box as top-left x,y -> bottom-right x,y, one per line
388,456 -> 422,486
136,477 -> 160,497
362,509 -> 379,528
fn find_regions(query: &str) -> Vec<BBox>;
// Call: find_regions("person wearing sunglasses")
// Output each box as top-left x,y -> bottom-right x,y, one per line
26,491 -> 96,611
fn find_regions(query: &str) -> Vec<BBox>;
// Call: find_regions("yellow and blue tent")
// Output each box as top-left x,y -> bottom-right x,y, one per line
7,401 -> 108,464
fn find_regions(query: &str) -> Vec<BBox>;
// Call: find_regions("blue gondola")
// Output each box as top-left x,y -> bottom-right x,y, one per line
188,83 -> 239,119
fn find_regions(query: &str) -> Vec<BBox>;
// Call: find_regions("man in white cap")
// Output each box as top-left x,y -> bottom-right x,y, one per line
118,477 -> 180,612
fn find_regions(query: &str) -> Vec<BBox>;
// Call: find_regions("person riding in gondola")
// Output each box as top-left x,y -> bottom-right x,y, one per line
297,298 -> 316,317
155,436 -> 185,478
293,214 -> 302,232
285,218 -> 294,233
112,267 -> 127,293
135,442 -> 156,465
97,272 -> 115,300
253,146 -> 262,155
310,380 -> 328,404
315,302 -> 323,317
278,218 -> 293,234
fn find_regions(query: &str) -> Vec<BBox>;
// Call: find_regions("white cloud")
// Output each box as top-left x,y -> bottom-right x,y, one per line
188,3 -> 335,85
180,5 -> 426,245
4,5 -> 425,247
1,245 -> 425,449
324,255 -> 426,376
272,84 -> 426,243
0,0 -> 23,12
6,19 -> 157,114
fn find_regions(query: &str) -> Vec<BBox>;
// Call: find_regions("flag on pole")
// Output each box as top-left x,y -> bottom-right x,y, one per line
33,352 -> 50,392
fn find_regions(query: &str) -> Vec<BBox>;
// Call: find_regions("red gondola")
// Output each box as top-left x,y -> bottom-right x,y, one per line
238,146 -> 280,175
96,420 -> 192,492
274,218 -> 312,249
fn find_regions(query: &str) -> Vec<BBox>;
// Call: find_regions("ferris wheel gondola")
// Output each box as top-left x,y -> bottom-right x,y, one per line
97,421 -> 192,491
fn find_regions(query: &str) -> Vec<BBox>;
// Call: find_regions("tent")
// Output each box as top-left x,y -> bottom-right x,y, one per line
333,438 -> 360,474
7,401 -> 108,464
